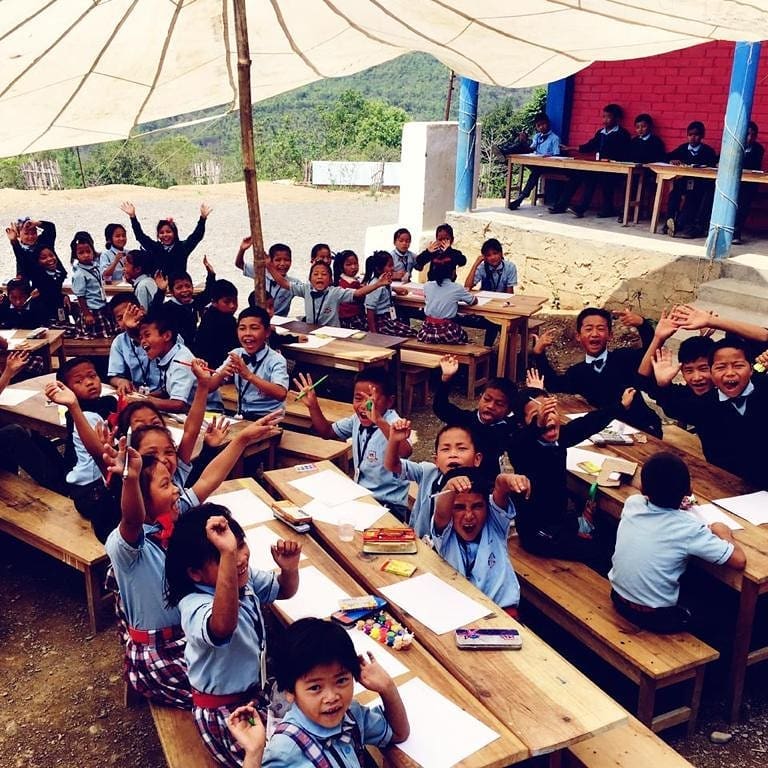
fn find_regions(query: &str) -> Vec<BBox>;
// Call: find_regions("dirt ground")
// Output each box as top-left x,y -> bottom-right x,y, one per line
1,184 -> 767,767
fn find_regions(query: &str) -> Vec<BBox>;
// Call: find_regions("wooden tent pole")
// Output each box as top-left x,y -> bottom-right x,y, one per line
233,0 -> 266,305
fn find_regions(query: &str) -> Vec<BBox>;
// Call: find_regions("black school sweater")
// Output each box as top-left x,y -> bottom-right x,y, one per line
578,127 -> 631,161
628,135 -> 666,164
193,306 -> 238,369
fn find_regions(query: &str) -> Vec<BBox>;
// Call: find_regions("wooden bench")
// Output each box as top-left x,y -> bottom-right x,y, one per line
509,537 -> 718,735
400,349 -> 442,415
401,339 -> 492,397
565,715 -> 694,767
0,470 -> 112,634
150,704 -> 218,768
277,430 -> 352,474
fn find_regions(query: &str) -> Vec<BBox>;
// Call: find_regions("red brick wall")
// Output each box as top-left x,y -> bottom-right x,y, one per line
568,41 -> 768,153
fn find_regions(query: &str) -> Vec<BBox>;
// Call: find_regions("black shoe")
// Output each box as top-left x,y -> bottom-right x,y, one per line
678,226 -> 699,239
732,230 -> 743,244
666,217 -> 676,237
569,206 -> 585,218
508,198 -> 522,210
548,205 -> 567,214
596,209 -> 616,218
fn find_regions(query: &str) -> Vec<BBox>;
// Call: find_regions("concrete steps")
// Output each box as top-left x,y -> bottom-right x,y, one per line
721,252 -> 768,285
696,277 -> 768,314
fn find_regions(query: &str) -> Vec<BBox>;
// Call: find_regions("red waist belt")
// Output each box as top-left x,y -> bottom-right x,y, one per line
128,625 -> 182,644
192,688 -> 258,709
424,316 -> 452,324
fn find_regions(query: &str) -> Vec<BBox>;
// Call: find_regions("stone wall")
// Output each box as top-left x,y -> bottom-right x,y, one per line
446,209 -> 722,314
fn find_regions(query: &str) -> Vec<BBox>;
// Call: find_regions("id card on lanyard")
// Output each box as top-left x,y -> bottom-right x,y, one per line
353,426 -> 376,484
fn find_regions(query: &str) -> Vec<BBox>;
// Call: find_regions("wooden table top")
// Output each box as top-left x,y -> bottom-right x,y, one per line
0,328 -> 64,355
646,162 -> 768,183
506,154 -> 642,174
215,479 -> 528,768
282,338 -> 396,365
263,462 -> 627,757
394,286 -> 547,321
281,321 -> 409,350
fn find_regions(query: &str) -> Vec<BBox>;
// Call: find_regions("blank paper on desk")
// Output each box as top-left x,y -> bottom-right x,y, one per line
303,498 -> 386,530
367,678 -> 499,768
245,526 -> 307,572
275,565 -> 350,622
208,488 -> 274,529
380,572 -> 490,635
713,491 -> 768,526
0,388 -> 36,406
350,631 -> 409,695
289,469 -> 369,506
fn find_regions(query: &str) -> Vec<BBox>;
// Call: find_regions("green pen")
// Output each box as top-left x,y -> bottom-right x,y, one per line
296,374 -> 328,400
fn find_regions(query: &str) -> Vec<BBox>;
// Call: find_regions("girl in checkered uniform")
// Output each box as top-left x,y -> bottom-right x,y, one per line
70,231 -> 116,338
415,259 -> 477,344
362,251 -> 415,337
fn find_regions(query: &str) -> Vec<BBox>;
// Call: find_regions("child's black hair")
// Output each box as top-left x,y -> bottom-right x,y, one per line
634,113 -> 653,128
6,277 -> 31,296
126,249 -> 154,276
274,617 -> 361,692
678,336 -> 715,366
748,120 -> 759,134
516,386 -> 549,423
435,223 -> 454,240
116,401 -> 165,437
393,227 -> 411,243
140,305 -> 178,343
156,219 -> 179,241
332,249 -> 358,285
434,423 -> 479,451
362,250 -> 392,284
138,453 -> 165,509
309,262 -> 332,281
576,307 -> 612,333
430,259 -> 454,287
108,292 -> 140,315
210,279 -> 238,302
687,120 -> 706,136
165,504 -> 246,607
268,243 -> 292,260
355,366 -> 395,398
480,238 -> 503,257
168,271 -> 193,291
237,306 -> 270,328
708,336 -> 751,365
310,243 -> 331,261
132,423 -> 176,454
482,377 -> 517,408
442,466 -> 493,498
641,451 -> 691,509
603,103 -> 623,120
533,112 -> 550,124
104,223 -> 126,250
70,231 -> 96,263
56,356 -> 97,385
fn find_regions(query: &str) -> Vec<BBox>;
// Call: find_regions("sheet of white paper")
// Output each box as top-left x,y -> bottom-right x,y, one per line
565,447 -> 607,474
565,412 -> 588,420
289,469 -> 369,507
288,335 -> 334,349
688,504 -> 744,531
269,315 -> 293,326
5,339 -> 25,349
311,325 -> 358,339
100,384 -> 116,396
246,526 -> 307,572
274,565 -> 350,622
564,412 -> 639,435
0,330 -> 17,339
166,425 -> 185,446
476,290 -> 513,301
713,491 -> 768,526
303,498 -> 387,531
367,678 -> 499,768
0,387 -> 36,406
208,488 -> 274,529
472,296 -> 493,306
379,573 -> 490,635
350,631 -> 409,694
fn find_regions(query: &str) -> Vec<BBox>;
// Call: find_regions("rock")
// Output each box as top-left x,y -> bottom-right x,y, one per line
88,724 -> 101,736
709,730 -> 733,744
5,721 -> 17,736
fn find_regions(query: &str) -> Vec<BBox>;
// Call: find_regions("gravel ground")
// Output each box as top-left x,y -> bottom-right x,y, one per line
1,183 -> 766,767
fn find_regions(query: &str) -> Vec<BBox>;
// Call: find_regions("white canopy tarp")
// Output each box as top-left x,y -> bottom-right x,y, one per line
1,0 -> 767,157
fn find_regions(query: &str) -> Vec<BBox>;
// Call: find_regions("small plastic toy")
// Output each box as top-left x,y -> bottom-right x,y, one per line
356,610 -> 414,650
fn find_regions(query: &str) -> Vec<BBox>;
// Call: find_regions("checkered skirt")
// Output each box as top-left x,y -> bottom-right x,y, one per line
416,317 -> 468,344
195,694 -> 268,768
375,314 -> 416,337
125,632 -> 192,709
77,306 -> 116,338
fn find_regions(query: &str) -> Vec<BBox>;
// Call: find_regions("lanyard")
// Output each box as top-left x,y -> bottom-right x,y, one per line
310,291 -> 328,323
355,426 -> 376,477
82,264 -> 106,301
129,339 -> 150,386
236,350 -> 268,414
484,264 -> 503,291
458,539 -> 478,577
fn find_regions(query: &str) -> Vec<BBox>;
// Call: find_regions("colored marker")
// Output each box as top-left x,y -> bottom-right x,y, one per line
122,427 -> 132,479
295,374 -> 328,401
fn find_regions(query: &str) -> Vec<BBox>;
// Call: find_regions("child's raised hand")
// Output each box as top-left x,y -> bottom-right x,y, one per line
239,236 -> 253,253
531,328 -> 556,354
4,349 -> 29,376
498,472 -> 532,499
614,307 -> 643,328
525,367 -> 545,389
389,418 -> 411,443
426,240 -> 440,253
226,706 -> 266,759
255,409 -> 285,430
113,377 -> 136,397
291,372 -> 317,407
154,271 -> 169,292
620,387 -> 636,410
271,539 -> 302,571
5,222 -> 18,241
358,651 -> 395,694
444,474 -> 472,494
191,357 -> 214,385
531,396 -> 557,427
653,307 -> 679,341
203,255 -> 215,274
200,203 -> 213,219
94,420 -> 117,450
206,515 -> 238,554
119,201 -> 136,218
756,349 -> 768,369
439,354 -> 459,380
204,416 -> 231,448
364,385 -> 382,424
44,380 -> 77,408
227,352 -> 249,377
650,347 -> 680,387
122,303 -> 144,330
106,435 -> 141,481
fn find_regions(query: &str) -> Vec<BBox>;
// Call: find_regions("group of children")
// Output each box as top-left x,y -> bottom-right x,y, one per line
504,105 -> 763,242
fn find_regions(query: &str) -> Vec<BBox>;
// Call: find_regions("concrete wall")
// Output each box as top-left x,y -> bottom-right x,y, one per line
446,210 -> 723,315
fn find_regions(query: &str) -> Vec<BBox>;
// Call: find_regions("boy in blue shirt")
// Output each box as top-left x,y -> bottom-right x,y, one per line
293,367 -> 413,520
124,249 -> 157,311
609,452 -> 745,633
432,467 -> 529,612
238,239 -> 297,317
505,112 -> 561,210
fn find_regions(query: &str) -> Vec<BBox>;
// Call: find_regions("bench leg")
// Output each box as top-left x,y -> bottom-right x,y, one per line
687,666 -> 705,737
727,578 -> 758,723
84,563 -> 113,634
637,675 -> 657,728
466,363 -> 476,398
547,749 -> 564,768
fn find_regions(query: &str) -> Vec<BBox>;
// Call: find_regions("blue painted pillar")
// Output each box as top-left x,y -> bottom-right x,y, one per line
546,77 -> 574,143
706,41 -> 762,259
454,77 -> 479,212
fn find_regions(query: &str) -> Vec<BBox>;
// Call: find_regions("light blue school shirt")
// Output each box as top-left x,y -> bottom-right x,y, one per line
177,484 -> 200,516
180,569 -> 279,694
609,494 -> 734,608
395,459 -> 441,537
133,272 -> 158,312
472,260 -> 518,292
228,345 -> 288,415
105,523 -> 181,630
66,410 -> 104,485
423,281 -> 476,319
156,341 -> 196,404
290,282 -> 355,326
99,247 -> 126,282
71,261 -> 107,310
363,285 -> 395,315
390,248 -> 416,281
243,264 -> 296,316
530,131 -> 561,156
263,700 -> 392,768
431,496 -> 520,607
332,410 -> 410,507
108,332 -> 162,390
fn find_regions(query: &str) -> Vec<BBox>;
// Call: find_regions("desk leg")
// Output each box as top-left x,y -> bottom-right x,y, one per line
518,318 -> 530,377
393,350 -> 403,414
621,170 -> 632,226
633,170 -> 644,225
497,321 -> 510,378
505,159 -> 513,207
727,579 -> 759,723
649,177 -> 666,234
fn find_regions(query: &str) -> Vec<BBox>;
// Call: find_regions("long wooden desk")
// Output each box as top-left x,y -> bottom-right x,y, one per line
505,154 -> 645,226
62,280 -> 206,297
558,395 -> 768,723
645,162 -> 768,234
263,461 -> 627,760
214,478 -> 528,768
1,328 -> 65,372
394,288 -> 546,381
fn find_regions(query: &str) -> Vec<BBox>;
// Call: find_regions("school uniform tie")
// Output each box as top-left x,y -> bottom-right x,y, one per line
586,357 -> 606,373
725,394 -> 748,414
